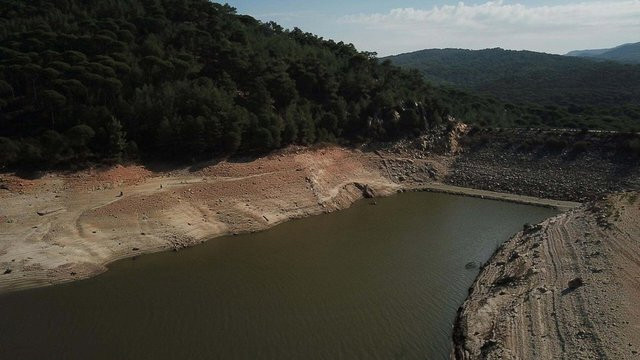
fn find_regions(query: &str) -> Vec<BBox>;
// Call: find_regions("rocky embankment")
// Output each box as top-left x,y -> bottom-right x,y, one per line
447,129 -> 640,202
367,127 -> 640,203
452,192 -> 640,359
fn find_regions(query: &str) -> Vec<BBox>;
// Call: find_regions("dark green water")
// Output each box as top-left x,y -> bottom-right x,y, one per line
0,192 -> 556,359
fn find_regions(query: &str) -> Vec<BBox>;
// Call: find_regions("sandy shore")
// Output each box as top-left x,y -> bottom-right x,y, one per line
452,191 -> 640,359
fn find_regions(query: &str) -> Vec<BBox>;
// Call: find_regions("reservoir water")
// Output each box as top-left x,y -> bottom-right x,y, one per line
0,192 -> 556,359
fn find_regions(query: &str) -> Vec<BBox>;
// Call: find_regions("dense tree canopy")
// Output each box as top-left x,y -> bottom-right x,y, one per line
0,0 -> 449,168
2,1 -> 636,170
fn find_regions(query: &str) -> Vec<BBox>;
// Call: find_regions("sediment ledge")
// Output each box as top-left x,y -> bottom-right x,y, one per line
452,191 -> 640,359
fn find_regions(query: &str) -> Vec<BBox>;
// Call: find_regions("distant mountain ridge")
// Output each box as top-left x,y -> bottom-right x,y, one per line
383,47 -> 640,105
566,42 -> 640,64
383,47 -> 640,130
566,48 -> 611,57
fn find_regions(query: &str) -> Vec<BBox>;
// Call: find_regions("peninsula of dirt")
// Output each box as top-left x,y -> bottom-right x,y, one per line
452,191 -> 640,359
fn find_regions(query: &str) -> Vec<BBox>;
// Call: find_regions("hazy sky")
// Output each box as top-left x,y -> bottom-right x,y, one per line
222,0 -> 640,56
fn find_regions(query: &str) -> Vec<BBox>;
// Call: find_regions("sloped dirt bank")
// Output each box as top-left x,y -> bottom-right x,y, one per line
0,147 -> 400,292
452,192 -> 640,359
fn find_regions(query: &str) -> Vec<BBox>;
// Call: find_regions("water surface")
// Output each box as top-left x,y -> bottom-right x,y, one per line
0,192 -> 556,359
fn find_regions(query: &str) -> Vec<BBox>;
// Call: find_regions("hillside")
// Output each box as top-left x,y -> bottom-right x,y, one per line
0,0 -> 449,169
1,1 -> 638,171
567,42 -> 640,64
385,48 -> 640,131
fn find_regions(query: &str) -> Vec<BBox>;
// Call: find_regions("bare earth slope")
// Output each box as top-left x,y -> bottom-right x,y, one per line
452,192 -> 640,359
0,147 -> 400,292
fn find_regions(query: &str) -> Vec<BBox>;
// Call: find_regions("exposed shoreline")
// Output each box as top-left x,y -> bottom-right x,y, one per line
0,147 -> 401,293
0,185 -> 574,295
0,144 -> 578,294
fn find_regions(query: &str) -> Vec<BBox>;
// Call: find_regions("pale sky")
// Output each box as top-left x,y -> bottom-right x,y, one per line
222,0 -> 640,56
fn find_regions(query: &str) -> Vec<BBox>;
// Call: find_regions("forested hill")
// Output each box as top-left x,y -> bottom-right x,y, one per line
385,48 -> 640,130
0,0 -> 449,169
1,1 -> 638,170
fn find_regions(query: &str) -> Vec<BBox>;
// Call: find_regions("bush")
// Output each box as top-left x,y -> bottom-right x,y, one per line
572,140 -> 590,153
0,137 -> 19,167
625,138 -> 640,157
545,137 -> 567,151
